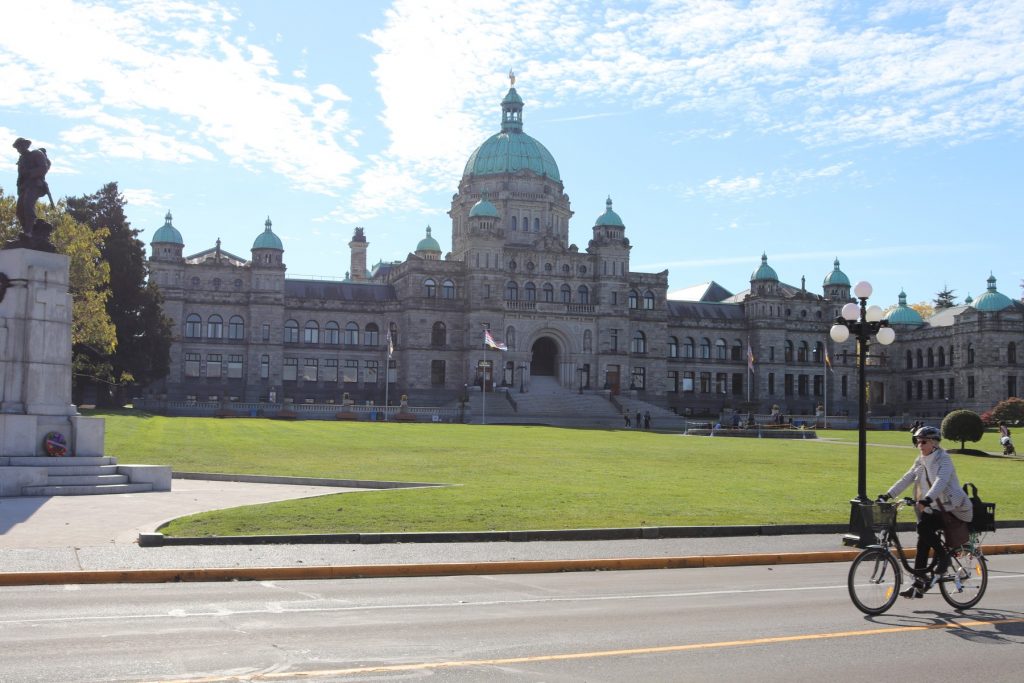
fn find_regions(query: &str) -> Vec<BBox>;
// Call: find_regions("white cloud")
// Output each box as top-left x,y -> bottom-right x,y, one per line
122,187 -> 171,209
677,161 -> 854,200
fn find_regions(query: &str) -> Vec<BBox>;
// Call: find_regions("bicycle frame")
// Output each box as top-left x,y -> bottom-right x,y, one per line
868,501 -> 983,582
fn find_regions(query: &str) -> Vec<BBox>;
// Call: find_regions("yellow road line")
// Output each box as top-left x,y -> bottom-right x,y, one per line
152,617 -> 1024,682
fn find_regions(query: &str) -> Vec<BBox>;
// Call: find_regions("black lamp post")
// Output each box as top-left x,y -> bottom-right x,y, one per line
830,280 -> 896,547
577,366 -> 584,394
519,363 -> 526,393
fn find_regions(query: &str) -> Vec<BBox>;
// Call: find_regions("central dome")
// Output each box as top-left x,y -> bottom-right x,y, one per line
463,86 -> 561,181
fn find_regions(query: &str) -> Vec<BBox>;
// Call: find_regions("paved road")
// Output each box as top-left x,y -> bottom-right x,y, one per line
3,554 -> 1023,682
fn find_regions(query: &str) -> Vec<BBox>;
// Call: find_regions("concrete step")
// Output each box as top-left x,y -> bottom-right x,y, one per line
45,474 -> 130,486
20,483 -> 154,496
37,464 -> 120,476
7,456 -> 118,467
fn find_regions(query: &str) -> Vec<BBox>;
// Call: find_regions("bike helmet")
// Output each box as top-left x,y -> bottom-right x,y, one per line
912,425 -> 941,443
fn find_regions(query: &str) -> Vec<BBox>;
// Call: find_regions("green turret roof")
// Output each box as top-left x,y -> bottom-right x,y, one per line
971,274 -> 1013,312
823,258 -> 850,286
887,290 -> 924,326
595,196 -> 624,227
751,253 -> 778,282
469,195 -> 499,218
252,217 -> 283,250
152,211 -> 184,245
416,226 -> 441,253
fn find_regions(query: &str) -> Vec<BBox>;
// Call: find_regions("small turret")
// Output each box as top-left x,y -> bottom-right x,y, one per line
151,211 -> 184,261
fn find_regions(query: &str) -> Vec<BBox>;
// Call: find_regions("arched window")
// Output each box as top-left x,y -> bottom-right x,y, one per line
937,346 -> 945,366
442,280 -> 455,299
813,341 -> 823,363
561,284 -> 572,303
344,321 -> 359,346
577,285 -> 589,304
364,322 -> 379,346
583,329 -> 592,353
228,315 -> 245,340
505,326 -> 516,351
431,322 -> 446,347
715,338 -> 727,360
325,321 -> 340,345
916,349 -> 924,368
303,320 -> 319,344
207,314 -> 223,339
283,319 -> 299,343
185,313 -> 202,338
798,341 -> 809,362
524,282 -> 536,301
1009,342 -> 1017,364
906,350 -> 913,369
505,281 -> 519,301
628,290 -> 639,309
700,338 -> 711,359
542,283 -> 554,302
784,340 -> 794,362
732,339 -> 744,361
510,216 -> 517,231
423,279 -> 436,298
631,330 -> 647,354
669,337 -> 679,358
683,337 -> 695,358
534,217 -> 540,232
927,348 -> 934,367
643,290 -> 655,310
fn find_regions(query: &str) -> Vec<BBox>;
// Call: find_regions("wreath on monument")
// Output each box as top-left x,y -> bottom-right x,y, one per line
44,431 -> 68,457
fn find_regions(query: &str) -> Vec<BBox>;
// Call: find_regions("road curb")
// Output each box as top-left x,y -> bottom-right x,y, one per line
3,543 -> 1022,587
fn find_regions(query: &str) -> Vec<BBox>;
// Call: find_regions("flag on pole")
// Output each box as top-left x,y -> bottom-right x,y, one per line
386,330 -> 394,358
824,347 -> 834,373
746,341 -> 755,374
484,329 -> 508,351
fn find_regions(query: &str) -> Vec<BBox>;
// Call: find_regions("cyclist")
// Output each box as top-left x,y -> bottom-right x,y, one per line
877,425 -> 973,598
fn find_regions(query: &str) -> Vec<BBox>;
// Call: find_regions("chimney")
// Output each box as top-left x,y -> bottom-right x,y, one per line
349,227 -> 368,282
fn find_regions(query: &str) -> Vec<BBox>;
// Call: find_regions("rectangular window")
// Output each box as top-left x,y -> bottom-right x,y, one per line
949,379 -> 955,400
732,373 -> 743,395
967,376 -> 975,398
938,378 -> 945,399
715,372 -> 727,394
303,359 -> 318,382
700,372 -> 711,393
682,371 -> 694,393
785,374 -> 794,396
484,284 -> 491,299
324,359 -> 338,382
611,291 -> 618,306
364,360 -> 379,384
431,360 -> 446,386
767,372 -> 775,396
227,354 -> 243,379
283,358 -> 298,381
184,352 -> 201,378
343,360 -> 358,383
1009,375 -> 1017,398
364,328 -> 379,346
610,329 -> 618,353
325,326 -> 340,345
261,323 -> 270,342
260,355 -> 270,380
906,380 -> 913,401
769,346 -> 775,362
813,374 -> 823,397
927,379 -> 934,399
206,354 -> 222,379
631,366 -> 646,390
917,380 -> 923,399
798,374 -> 808,396
668,370 -> 679,393
304,325 -> 318,344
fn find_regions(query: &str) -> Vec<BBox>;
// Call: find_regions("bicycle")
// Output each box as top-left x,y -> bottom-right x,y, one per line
847,498 -> 988,615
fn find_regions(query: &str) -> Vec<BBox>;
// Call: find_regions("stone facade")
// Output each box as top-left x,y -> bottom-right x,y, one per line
144,83 -> 1024,419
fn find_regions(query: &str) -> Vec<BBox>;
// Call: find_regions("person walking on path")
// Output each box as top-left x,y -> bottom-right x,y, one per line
623,412 -> 631,428
644,411 -> 651,430
635,410 -> 642,429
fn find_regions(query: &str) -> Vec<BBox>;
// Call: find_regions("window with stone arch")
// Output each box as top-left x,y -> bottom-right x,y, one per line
628,290 -> 639,309
505,326 -> 516,351
683,337 -> 695,358
917,349 -> 924,368
732,339 -> 743,361
798,341 -> 809,363
577,285 -> 589,304
643,290 -> 655,310
431,322 -> 446,347
207,314 -> 223,339
813,341 -> 823,364
542,283 -> 554,302
228,315 -> 245,340
700,338 -> 711,359
423,278 -> 436,298
715,338 -> 727,360
344,321 -> 359,346
524,282 -> 536,301
185,313 -> 202,338
364,323 -> 379,346
510,216 -> 517,231
784,340 -> 794,362
1009,342 -> 1017,364
631,330 -> 647,354
906,350 -> 913,369
325,321 -> 340,345
533,217 -> 540,232
283,319 -> 299,344
668,336 -> 679,358
303,320 -> 319,344
927,347 -> 935,367
505,281 -> 519,301
561,284 -> 571,303
583,329 -> 592,353
442,280 -> 455,299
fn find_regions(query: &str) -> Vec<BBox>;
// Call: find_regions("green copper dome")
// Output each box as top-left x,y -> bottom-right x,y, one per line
823,258 -> 850,286
751,253 -> 778,282
252,217 -> 283,250
887,290 -> 924,326
416,226 -> 441,253
469,195 -> 499,218
463,86 -> 561,181
152,211 -> 184,245
971,274 -> 1013,312
595,196 -> 624,227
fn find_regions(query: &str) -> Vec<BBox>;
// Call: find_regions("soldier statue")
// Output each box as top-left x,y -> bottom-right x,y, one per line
10,137 -> 55,250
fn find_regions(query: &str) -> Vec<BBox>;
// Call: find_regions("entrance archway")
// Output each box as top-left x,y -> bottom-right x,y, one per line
530,337 -> 558,376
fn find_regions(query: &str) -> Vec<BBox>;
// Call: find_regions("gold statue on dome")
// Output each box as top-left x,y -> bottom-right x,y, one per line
508,69 -> 516,86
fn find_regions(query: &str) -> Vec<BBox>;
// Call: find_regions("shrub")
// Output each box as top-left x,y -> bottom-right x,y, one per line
991,397 -> 1024,426
941,410 -> 985,450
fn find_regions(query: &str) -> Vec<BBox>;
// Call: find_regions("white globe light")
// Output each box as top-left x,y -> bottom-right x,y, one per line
876,326 -> 896,345
841,302 -> 860,321
866,305 -> 883,322
854,281 -> 873,299
830,324 -> 850,343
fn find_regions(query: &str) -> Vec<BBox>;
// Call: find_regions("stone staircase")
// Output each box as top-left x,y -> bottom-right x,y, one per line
0,456 -> 168,496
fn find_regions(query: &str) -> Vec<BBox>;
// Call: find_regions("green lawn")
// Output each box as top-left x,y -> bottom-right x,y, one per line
98,412 -> 1021,537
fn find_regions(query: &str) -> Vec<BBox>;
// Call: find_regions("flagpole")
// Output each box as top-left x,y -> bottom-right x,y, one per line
823,342 -> 828,430
384,331 -> 391,421
482,345 -> 486,425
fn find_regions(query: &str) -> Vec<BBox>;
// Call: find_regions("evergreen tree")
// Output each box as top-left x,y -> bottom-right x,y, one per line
66,183 -> 172,405
933,286 -> 957,309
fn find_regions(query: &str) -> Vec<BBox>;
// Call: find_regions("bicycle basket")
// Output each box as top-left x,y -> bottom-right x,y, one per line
868,502 -> 897,531
964,482 -> 997,533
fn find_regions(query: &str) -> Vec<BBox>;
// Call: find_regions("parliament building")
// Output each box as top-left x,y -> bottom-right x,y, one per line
144,81 -> 1023,420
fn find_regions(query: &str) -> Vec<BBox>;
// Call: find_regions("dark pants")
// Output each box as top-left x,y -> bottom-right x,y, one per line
915,512 -> 948,573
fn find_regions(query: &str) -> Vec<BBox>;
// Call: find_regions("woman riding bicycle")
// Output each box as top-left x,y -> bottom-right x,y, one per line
877,425 -> 973,598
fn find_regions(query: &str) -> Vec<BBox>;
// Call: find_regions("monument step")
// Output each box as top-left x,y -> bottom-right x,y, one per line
36,464 -> 120,476
6,456 -> 118,467
20,483 -> 154,496
45,474 -> 130,486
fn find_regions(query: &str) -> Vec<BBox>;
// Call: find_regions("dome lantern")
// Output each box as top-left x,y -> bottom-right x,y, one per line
971,273 -> 1013,312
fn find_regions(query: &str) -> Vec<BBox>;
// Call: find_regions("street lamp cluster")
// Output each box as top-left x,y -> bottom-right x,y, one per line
830,281 -> 896,548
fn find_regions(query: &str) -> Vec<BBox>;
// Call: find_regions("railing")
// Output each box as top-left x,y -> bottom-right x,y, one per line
505,300 -> 537,311
135,399 -> 462,422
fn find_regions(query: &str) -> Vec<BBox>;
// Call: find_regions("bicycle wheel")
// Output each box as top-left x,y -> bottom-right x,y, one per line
940,549 -> 988,610
848,548 -> 901,615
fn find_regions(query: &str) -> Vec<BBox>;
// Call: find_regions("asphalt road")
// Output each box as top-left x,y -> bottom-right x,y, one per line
3,554 -> 1023,682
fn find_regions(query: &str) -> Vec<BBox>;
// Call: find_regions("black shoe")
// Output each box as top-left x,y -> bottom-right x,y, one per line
900,579 -> 927,598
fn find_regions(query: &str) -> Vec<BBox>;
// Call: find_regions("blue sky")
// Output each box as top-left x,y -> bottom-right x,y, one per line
2,0 -> 1021,309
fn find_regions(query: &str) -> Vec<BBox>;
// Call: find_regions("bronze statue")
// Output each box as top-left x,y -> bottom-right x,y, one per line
9,137 -> 55,250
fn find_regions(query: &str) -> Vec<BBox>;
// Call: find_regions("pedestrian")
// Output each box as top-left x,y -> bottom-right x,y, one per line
909,420 -> 922,444
623,412 -> 631,428
644,411 -> 651,430
635,410 -> 642,429
877,425 -> 973,598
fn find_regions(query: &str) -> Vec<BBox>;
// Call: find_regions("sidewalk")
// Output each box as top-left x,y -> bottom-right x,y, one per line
2,478 -> 1022,585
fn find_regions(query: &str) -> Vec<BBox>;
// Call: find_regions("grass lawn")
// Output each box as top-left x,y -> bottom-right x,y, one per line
98,412 -> 1022,537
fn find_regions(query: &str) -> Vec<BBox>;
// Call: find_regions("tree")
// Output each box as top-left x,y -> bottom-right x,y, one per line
991,397 -> 1024,426
942,409 -> 985,450
66,183 -> 172,405
934,286 -> 957,309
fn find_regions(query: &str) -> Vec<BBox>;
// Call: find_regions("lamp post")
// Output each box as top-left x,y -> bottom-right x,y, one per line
830,280 -> 896,547
577,366 -> 584,394
519,363 -> 526,393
